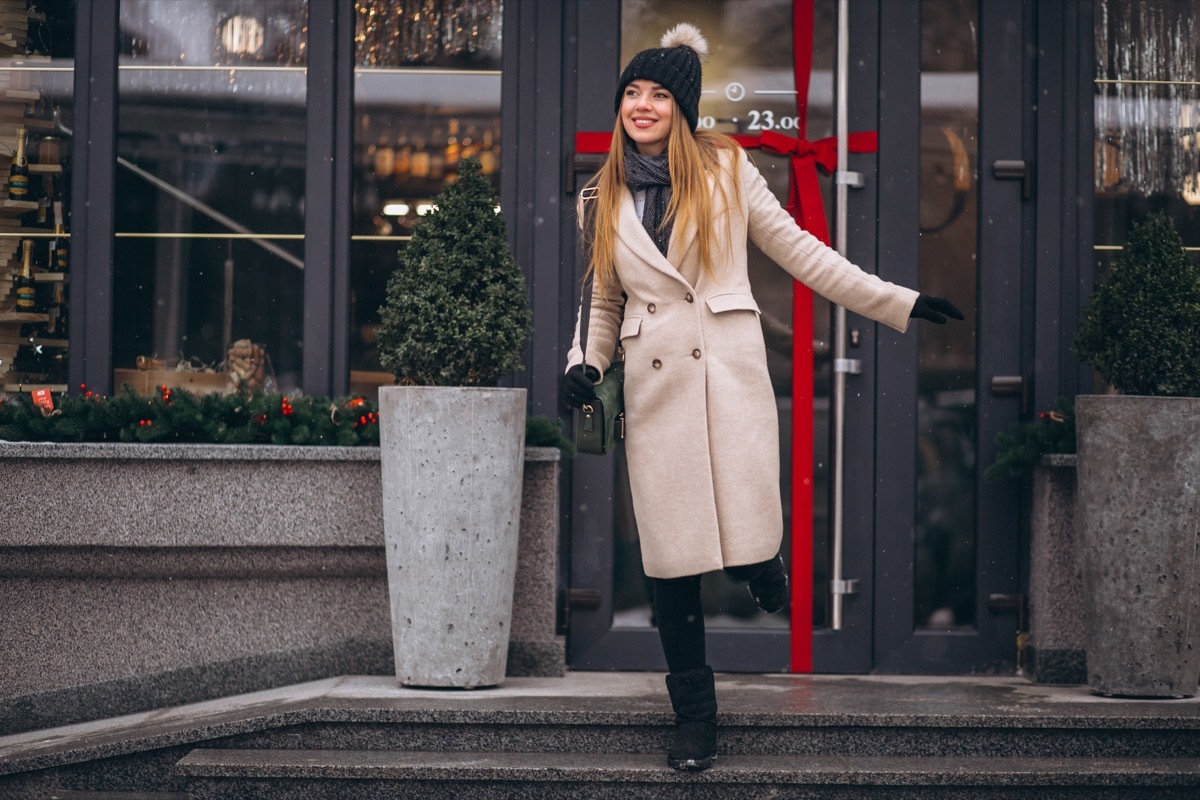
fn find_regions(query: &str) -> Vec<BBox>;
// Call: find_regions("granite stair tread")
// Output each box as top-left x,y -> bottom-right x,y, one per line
177,747 -> 1200,787
43,792 -> 190,799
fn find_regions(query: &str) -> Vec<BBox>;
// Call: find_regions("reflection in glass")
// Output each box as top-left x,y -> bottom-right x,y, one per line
0,1 -> 76,394
616,0 -> 837,633
113,0 -> 307,393
350,1 -> 501,399
356,0 -> 501,67
914,0 -> 979,630
1094,0 -> 1200,344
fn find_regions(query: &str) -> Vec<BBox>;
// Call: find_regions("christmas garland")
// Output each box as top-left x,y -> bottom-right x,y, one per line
0,384 -> 574,454
0,385 -> 380,446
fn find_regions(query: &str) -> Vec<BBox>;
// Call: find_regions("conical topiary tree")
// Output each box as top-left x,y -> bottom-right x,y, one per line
1073,212 -> 1200,397
376,158 -> 531,386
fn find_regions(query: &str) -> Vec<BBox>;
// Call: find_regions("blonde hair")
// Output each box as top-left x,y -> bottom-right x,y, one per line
580,109 -> 743,295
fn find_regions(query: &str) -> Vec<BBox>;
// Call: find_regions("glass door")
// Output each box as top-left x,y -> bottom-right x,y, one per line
864,0 -> 1027,673
567,0 -> 1031,675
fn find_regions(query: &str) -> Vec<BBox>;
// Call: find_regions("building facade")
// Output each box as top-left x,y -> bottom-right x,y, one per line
1,0 -> 1192,675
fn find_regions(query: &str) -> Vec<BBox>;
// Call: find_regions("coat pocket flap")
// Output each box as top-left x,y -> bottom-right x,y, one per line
705,293 -> 761,315
620,316 -> 643,338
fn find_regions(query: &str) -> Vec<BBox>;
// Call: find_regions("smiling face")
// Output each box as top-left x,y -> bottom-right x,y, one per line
620,79 -> 675,156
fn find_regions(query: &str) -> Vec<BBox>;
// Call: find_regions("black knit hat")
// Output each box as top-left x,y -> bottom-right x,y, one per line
614,23 -> 709,132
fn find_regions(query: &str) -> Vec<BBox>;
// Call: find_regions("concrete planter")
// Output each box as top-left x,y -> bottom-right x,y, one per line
1028,454 -> 1085,684
378,386 -> 526,688
1076,395 -> 1200,698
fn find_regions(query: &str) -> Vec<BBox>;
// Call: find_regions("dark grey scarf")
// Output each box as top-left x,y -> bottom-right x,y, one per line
624,145 -> 673,256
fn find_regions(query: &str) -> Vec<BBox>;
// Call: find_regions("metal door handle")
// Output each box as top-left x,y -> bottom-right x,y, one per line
990,374 -> 1029,416
992,159 -> 1032,200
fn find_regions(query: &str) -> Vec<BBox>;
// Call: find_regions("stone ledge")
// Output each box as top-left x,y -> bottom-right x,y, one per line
0,441 -> 562,462
0,444 -> 565,726
0,546 -> 387,579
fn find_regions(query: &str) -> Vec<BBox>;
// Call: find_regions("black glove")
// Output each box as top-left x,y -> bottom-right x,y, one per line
562,364 -> 601,408
910,294 -> 965,325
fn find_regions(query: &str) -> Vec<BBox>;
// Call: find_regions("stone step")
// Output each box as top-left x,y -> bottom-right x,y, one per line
43,792 -> 189,799
177,747 -> 1200,800
218,711 -> 1200,759
5,675 -> 1200,797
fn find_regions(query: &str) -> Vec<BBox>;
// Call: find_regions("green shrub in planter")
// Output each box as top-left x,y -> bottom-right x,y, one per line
984,398 -> 1075,480
376,158 -> 532,386
1072,212 -> 1200,396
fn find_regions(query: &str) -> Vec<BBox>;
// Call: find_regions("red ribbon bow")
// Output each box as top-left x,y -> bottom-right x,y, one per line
732,129 -> 878,244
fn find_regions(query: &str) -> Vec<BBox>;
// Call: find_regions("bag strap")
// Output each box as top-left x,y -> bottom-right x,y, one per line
576,188 -> 624,370
579,273 -> 595,369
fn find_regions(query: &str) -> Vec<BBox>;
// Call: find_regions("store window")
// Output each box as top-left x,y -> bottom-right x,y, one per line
114,0 -> 308,395
0,1 -> 75,395
350,0 -> 502,399
1094,0 -> 1200,292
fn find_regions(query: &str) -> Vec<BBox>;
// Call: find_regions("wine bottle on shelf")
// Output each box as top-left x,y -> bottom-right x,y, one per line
394,134 -> 411,178
46,280 -> 66,338
14,239 -> 36,312
49,224 -> 68,273
445,118 -> 461,170
409,136 -> 430,180
373,137 -> 395,177
479,128 -> 499,176
8,127 -> 30,201
34,173 -> 51,228
426,127 -> 445,183
51,172 -> 66,229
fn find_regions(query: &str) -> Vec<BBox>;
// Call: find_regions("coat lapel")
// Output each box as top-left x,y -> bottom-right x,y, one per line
616,190 -> 691,287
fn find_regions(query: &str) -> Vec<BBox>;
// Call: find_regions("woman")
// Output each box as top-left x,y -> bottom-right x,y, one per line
562,23 -> 963,772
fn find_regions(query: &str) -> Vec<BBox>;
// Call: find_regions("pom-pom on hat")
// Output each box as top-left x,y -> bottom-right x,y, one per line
614,23 -> 709,132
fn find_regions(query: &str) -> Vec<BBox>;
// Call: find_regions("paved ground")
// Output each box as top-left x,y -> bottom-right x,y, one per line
5,670 -> 1200,764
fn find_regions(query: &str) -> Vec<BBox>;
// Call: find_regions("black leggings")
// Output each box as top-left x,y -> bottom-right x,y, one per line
651,557 -> 777,673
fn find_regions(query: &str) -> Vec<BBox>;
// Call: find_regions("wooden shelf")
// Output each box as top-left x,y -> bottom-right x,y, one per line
0,311 -> 48,322
0,229 -> 71,238
0,116 -> 55,130
0,333 -> 67,348
3,383 -> 66,393
1,199 -> 37,211
0,88 -> 39,102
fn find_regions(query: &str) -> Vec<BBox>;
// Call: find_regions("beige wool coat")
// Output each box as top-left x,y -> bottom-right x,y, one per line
568,148 -> 919,579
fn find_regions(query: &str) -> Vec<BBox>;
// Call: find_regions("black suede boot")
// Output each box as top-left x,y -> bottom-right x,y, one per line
747,554 -> 789,614
664,665 -> 718,771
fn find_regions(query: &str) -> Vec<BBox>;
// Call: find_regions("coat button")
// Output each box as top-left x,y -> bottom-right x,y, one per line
647,303 -> 656,313
652,359 -> 662,369
685,293 -> 694,303
692,349 -> 701,359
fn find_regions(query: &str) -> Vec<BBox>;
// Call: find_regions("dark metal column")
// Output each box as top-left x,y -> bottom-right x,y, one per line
69,0 -> 119,393
302,0 -> 354,397
1033,0 -> 1094,410
871,0 -> 923,672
